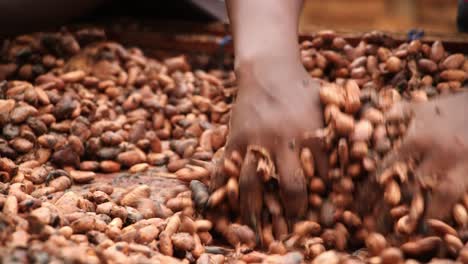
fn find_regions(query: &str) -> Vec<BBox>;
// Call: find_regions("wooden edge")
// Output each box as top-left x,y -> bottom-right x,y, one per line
101,20 -> 468,54
4,19 -> 466,55
109,30 -> 468,56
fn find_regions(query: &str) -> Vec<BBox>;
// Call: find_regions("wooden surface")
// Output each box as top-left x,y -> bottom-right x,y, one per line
300,0 -> 459,34
103,19 -> 468,57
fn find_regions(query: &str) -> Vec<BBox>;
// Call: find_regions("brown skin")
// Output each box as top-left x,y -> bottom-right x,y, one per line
380,92 -> 468,220
211,0 -> 329,230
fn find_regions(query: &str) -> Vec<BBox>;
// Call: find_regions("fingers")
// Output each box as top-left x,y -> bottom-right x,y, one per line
239,149 -> 263,235
385,101 -> 414,122
209,133 -> 244,192
412,157 -> 437,190
303,135 -> 329,180
275,142 -> 308,221
209,150 -> 229,192
386,149 -> 468,221
407,158 -> 436,222
425,161 -> 468,220
376,134 -> 425,184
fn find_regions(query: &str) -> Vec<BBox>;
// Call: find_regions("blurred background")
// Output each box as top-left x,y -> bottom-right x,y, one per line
0,0 -> 461,37
300,0 -> 458,34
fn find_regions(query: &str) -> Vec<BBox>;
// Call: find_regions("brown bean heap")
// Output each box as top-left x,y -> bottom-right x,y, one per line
1,27 -> 468,264
0,28 -> 233,263
198,31 -> 468,263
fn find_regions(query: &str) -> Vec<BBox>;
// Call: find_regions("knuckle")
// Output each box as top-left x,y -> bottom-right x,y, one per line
281,168 -> 306,193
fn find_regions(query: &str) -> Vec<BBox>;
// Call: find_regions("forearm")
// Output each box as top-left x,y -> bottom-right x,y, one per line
226,0 -> 304,68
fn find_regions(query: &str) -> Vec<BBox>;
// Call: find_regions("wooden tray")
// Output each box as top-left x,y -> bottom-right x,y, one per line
98,19 -> 468,55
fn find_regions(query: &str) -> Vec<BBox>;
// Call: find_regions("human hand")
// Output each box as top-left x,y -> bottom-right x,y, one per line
211,61 -> 329,232
379,92 -> 468,221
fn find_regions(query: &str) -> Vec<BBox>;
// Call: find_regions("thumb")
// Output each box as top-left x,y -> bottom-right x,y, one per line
210,148 -> 229,192
385,101 -> 415,122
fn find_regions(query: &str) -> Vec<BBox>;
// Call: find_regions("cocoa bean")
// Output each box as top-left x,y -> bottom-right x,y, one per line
117,149 -> 147,167
70,170 -> 95,184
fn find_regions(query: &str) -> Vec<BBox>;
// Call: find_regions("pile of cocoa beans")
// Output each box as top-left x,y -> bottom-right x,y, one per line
0,28 -> 234,263
198,31 -> 468,263
0,26 -> 468,264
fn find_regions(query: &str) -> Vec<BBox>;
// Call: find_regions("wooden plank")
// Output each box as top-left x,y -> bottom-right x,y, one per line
301,0 -> 385,27
105,23 -> 468,55
301,0 -> 458,33
63,19 -> 468,58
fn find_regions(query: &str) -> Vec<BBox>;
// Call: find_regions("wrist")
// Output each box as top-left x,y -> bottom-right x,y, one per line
234,42 -> 302,69
235,53 -> 301,72
234,55 -> 317,99
234,50 -> 305,82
